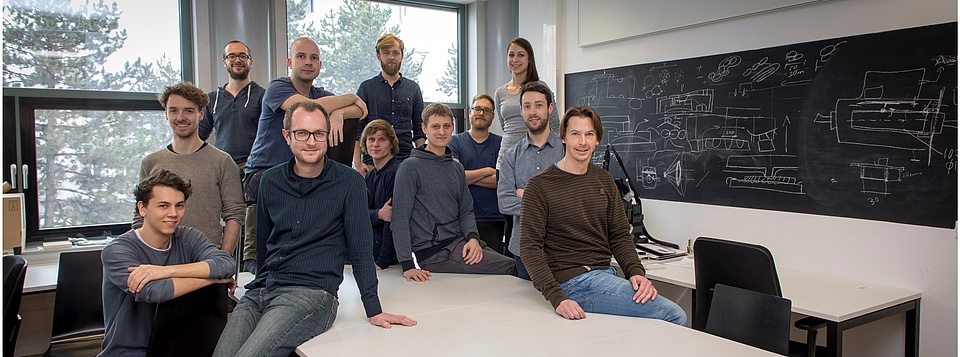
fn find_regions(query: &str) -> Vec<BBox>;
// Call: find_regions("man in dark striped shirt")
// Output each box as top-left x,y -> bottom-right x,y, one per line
214,101 -> 415,357
519,106 -> 686,325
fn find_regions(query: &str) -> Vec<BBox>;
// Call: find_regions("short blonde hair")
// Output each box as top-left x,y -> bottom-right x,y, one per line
376,34 -> 404,53
422,103 -> 454,125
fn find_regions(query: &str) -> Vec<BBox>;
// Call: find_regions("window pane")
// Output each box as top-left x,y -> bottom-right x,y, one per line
2,0 -> 182,92
286,0 -> 460,103
35,109 -> 170,228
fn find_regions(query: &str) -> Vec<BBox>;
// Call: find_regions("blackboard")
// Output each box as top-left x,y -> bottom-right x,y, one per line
565,22 -> 957,229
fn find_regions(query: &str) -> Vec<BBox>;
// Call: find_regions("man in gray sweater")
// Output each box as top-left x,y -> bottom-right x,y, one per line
135,81 -> 245,255
391,103 -> 516,282
101,170 -> 236,356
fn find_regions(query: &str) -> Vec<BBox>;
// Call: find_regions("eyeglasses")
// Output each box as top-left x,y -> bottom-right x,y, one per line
223,53 -> 251,61
286,129 -> 328,142
470,107 -> 494,115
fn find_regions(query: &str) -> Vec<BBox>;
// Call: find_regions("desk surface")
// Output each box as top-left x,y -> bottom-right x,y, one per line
644,257 -> 922,322
240,267 -> 778,357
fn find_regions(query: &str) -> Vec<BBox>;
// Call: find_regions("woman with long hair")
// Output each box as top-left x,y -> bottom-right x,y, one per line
494,37 -> 561,169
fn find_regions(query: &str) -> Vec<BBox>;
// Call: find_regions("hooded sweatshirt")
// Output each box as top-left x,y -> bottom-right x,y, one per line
391,146 -> 480,271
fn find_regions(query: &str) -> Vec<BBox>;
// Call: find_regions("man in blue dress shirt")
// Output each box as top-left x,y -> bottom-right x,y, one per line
353,34 -> 425,176
214,101 -> 415,357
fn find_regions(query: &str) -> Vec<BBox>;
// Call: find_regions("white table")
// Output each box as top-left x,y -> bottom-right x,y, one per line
22,262 -> 59,294
232,267 -> 779,357
644,257 -> 922,357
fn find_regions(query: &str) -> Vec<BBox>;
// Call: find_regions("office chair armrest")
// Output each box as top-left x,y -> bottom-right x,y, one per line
794,316 -> 828,331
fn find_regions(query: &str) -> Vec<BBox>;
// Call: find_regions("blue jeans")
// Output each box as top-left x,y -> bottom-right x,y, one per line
213,286 -> 339,357
560,267 -> 687,325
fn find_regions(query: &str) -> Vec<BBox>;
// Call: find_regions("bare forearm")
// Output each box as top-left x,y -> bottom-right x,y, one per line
220,220 -> 241,256
473,174 -> 497,189
166,261 -> 212,279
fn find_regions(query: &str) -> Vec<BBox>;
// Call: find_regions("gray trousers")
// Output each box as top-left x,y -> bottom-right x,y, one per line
418,237 -> 517,276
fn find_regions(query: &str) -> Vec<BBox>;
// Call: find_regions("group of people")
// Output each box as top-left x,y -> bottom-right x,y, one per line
100,35 -> 686,357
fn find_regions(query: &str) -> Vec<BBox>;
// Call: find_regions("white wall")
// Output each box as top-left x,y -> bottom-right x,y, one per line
521,0 -> 958,356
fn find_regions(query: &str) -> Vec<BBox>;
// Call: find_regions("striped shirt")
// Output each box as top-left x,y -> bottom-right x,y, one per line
519,164 -> 645,308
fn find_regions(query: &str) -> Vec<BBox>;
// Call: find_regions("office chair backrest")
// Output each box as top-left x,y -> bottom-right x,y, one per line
3,255 -> 28,357
146,283 -> 229,357
693,237 -> 782,331
706,283 -> 791,355
51,250 -> 105,341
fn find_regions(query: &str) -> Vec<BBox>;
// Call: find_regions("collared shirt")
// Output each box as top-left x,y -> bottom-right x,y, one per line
199,81 -> 266,164
496,131 -> 565,255
245,77 -> 334,173
251,157 -> 383,318
356,73 -> 425,163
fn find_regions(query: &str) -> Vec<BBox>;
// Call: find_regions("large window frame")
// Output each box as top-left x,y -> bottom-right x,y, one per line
2,0 -> 193,243
284,0 -> 469,130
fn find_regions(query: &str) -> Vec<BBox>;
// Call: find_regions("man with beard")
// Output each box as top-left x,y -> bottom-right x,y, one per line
353,34 -> 425,176
136,82 -> 245,254
214,101 -> 416,357
447,94 -> 506,254
200,40 -> 264,168
199,40 -> 265,272
242,37 -> 368,272
497,82 -> 564,279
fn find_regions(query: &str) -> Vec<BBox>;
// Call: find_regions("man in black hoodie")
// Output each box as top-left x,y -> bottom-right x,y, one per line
391,103 -> 517,282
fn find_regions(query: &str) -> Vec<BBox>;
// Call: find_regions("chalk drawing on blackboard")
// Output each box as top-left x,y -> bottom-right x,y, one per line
724,154 -> 804,194
850,158 -> 904,195
708,55 -> 741,83
817,69 -> 951,166
816,41 -> 846,71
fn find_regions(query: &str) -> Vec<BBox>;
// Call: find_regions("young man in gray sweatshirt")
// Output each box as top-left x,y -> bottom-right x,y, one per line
101,170 -> 236,356
391,103 -> 517,282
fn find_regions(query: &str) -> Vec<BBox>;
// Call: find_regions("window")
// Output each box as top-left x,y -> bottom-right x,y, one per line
3,0 -> 183,93
3,0 -> 189,242
286,0 -> 463,104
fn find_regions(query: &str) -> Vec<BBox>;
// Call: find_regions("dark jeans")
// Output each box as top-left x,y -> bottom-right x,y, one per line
476,221 -> 506,255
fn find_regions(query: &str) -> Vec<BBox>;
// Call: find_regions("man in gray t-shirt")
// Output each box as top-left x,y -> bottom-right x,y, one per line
101,170 -> 236,356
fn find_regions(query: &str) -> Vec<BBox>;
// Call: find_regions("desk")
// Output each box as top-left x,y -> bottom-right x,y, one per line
23,263 -> 59,293
644,258 -> 921,357
236,268 -> 778,357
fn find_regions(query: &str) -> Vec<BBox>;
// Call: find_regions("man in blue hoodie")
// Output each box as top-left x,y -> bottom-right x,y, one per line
391,103 -> 517,282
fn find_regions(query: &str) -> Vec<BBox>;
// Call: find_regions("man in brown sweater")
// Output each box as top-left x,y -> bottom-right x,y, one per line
518,106 -> 686,324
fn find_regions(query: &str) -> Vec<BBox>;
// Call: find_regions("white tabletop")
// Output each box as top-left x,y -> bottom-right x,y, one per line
23,262 -> 59,293
282,267 -> 778,357
644,257 -> 921,322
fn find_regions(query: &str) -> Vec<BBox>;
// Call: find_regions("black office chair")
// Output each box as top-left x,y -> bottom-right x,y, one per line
146,283 -> 229,357
693,237 -> 827,357
3,255 -> 28,357
707,283 -> 792,355
43,250 -> 105,357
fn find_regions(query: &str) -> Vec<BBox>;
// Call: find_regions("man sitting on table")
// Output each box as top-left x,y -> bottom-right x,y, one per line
519,106 -> 686,324
391,103 -> 517,282
214,101 -> 415,357
101,170 -> 237,356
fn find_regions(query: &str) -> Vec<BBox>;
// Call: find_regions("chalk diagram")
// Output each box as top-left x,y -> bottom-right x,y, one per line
565,22 -> 957,228
814,63 -> 957,195
576,59 -> 806,197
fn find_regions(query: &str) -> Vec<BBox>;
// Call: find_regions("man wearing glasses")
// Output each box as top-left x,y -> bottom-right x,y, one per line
242,37 -> 367,274
447,94 -> 506,254
199,40 -> 265,273
215,101 -> 415,357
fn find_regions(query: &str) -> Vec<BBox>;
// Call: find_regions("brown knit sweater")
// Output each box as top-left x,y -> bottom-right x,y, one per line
519,164 -> 645,308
